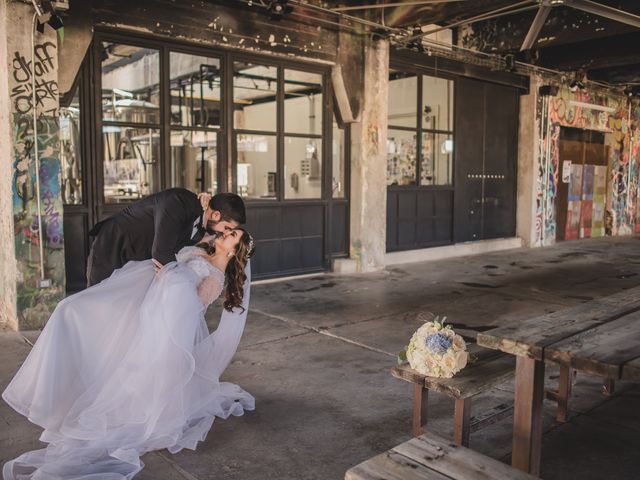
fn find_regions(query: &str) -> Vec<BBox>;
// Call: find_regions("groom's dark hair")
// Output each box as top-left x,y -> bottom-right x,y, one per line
210,193 -> 246,224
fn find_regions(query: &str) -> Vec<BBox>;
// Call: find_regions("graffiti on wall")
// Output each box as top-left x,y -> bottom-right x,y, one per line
534,84 -> 640,246
10,36 -> 65,329
10,41 -> 58,116
606,109 -> 635,236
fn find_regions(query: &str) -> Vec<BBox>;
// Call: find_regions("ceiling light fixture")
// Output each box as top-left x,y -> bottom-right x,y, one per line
569,79 -> 584,92
31,0 -> 64,32
569,70 -> 587,92
504,54 -> 516,72
406,26 -> 425,52
268,0 -> 293,20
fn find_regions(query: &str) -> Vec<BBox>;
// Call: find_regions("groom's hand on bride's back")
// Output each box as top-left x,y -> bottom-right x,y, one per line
152,258 -> 164,274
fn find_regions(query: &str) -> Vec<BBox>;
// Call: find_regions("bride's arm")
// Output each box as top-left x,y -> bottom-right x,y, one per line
197,275 -> 223,306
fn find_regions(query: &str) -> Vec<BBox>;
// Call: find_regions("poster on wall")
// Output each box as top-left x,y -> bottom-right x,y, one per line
568,164 -> 583,201
592,165 -> 607,237
562,160 -> 572,183
580,164 -> 595,238
565,201 -> 582,241
565,163 -> 584,240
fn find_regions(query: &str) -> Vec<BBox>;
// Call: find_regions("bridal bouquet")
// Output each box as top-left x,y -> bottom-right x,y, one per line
398,316 -> 468,378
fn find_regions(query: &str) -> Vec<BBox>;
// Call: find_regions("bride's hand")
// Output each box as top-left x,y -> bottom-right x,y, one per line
198,192 -> 212,210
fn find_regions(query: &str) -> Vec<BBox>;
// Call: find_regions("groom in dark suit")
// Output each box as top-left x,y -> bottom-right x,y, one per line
86,188 -> 246,286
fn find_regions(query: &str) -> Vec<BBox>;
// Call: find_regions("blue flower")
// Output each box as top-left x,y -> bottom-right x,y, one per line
425,332 -> 452,355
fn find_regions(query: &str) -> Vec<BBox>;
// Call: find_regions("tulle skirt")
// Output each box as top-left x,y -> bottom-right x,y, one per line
2,260 -> 254,480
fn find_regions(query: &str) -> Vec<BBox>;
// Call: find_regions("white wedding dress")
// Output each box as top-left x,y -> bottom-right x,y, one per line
2,247 -> 254,480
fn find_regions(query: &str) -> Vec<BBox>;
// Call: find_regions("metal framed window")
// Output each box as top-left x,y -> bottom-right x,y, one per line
231,57 -> 329,203
387,70 -> 455,188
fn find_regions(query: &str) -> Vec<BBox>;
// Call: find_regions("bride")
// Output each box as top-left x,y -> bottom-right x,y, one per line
2,229 -> 255,480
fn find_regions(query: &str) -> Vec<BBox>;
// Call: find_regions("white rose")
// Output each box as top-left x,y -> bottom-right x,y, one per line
442,352 -> 456,371
455,350 -> 468,371
453,335 -> 466,350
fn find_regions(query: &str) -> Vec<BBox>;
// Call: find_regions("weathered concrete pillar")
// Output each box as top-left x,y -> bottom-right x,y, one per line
349,37 -> 389,272
2,1 -> 65,331
516,75 -> 541,248
0,0 -> 18,330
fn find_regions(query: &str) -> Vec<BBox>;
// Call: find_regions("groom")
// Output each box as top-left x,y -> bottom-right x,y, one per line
86,188 -> 246,286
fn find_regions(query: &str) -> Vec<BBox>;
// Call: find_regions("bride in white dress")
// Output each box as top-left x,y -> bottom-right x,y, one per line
2,229 -> 255,480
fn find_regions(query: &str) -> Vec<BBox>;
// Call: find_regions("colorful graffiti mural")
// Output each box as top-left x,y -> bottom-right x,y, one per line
10,34 -> 65,329
534,83 -> 640,246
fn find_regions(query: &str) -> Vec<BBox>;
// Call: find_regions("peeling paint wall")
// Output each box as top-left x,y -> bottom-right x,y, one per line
5,1 -> 65,330
533,79 -> 640,246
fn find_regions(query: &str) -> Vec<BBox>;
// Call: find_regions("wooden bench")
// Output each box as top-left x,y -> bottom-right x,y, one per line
345,431 -> 538,480
391,343 -> 515,446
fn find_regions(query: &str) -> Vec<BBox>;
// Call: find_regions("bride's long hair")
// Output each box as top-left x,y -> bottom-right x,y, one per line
196,229 -> 254,312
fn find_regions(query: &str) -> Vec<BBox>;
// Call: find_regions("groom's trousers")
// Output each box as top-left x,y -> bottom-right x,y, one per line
86,219 -> 131,287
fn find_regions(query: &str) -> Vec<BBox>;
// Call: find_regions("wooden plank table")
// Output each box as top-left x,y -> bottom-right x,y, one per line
345,431 -> 539,480
476,286 -> 640,476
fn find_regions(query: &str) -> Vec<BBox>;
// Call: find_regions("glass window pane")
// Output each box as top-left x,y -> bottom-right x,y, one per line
387,129 -> 417,186
171,130 -> 218,194
388,71 -> 417,128
169,52 -> 221,128
332,118 -> 345,198
421,133 -> 453,186
284,69 -> 323,135
60,85 -> 82,205
422,76 -> 454,131
103,126 -> 160,203
237,133 -> 277,199
233,62 -> 277,132
101,42 -> 160,124
284,137 -> 322,199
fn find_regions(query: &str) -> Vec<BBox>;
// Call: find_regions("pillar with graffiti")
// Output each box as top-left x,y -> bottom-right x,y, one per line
1,1 -> 65,330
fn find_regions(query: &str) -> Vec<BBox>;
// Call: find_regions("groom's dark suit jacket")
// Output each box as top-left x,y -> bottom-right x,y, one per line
87,188 -> 204,286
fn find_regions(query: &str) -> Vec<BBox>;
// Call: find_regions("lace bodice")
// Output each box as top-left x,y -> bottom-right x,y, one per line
175,246 -> 225,305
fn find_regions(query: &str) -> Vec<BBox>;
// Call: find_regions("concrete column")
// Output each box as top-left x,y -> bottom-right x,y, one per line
516,75 -> 542,248
2,1 -> 65,331
348,37 -> 389,272
0,0 -> 18,330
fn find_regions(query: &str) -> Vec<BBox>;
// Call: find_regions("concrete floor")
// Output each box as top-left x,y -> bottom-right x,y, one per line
2,236 -> 640,479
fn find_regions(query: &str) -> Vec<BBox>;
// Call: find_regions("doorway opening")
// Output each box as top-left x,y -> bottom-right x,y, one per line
556,127 -> 609,241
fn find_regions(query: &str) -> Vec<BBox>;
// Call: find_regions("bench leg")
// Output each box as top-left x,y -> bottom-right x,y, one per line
454,397 -> 471,447
556,366 -> 571,423
412,384 -> 428,437
602,378 -> 615,396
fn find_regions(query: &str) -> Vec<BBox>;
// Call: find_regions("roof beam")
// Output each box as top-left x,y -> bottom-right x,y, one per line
535,30 -> 640,71
520,4 -> 552,51
567,0 -> 640,28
